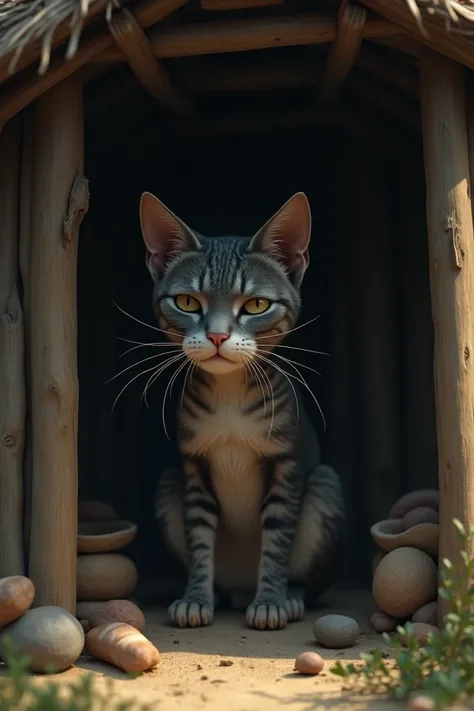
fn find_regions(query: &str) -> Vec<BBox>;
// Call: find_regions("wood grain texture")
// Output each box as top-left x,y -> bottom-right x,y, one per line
28,76 -> 88,613
0,118 -> 25,578
420,48 -> 474,624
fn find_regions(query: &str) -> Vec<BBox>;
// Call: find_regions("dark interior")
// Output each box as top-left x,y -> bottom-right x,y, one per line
78,43 -> 438,604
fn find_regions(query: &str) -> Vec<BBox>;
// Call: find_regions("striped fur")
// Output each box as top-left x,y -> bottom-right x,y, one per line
140,192 -> 345,630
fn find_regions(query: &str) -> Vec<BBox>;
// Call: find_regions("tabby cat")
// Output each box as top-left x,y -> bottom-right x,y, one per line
140,191 -> 345,631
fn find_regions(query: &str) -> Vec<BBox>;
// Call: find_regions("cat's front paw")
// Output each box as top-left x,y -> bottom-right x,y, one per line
168,598 -> 214,628
246,600 -> 288,630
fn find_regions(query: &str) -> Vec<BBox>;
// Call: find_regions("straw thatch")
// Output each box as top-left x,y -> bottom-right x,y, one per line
409,0 -> 474,35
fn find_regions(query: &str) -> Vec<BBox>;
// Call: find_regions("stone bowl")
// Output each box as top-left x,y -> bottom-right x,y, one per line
370,518 -> 438,559
77,520 -> 137,554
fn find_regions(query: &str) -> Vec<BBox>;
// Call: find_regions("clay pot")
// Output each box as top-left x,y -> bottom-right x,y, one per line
370,519 -> 438,558
77,554 -> 138,601
77,520 -> 137,554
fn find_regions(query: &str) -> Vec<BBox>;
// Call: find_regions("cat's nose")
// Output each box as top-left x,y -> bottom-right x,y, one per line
206,332 -> 230,347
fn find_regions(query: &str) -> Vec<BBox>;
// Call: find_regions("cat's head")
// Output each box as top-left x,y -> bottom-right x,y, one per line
140,192 -> 311,375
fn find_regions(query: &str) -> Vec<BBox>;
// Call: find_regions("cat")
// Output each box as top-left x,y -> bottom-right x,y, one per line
140,191 -> 345,631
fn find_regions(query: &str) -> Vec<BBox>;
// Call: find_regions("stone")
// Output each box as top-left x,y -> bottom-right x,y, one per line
0,606 -> 84,673
294,651 -> 324,675
373,547 -> 437,618
0,576 -> 35,626
412,601 -> 438,627
313,614 -> 359,649
76,554 -> 138,601
88,600 -> 145,632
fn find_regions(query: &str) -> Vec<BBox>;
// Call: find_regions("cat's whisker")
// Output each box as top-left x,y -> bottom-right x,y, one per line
141,353 -> 186,410
162,357 -> 190,440
111,353 -> 182,415
107,349 -> 182,383
258,343 -> 330,358
117,338 -> 180,359
180,360 -> 194,410
253,359 -> 275,441
254,315 -> 321,341
255,352 -> 300,425
244,355 -> 267,417
259,349 -> 322,376
114,302 -> 182,339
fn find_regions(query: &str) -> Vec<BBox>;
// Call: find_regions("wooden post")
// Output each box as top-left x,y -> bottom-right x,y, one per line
420,49 -> 474,624
29,77 -> 89,613
0,118 -> 25,578
352,141 -> 402,558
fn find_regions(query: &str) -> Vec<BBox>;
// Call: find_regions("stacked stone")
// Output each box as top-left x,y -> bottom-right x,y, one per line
369,489 -> 439,639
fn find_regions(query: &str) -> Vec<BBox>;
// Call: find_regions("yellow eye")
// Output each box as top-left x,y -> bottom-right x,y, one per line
174,294 -> 201,312
242,298 -> 270,315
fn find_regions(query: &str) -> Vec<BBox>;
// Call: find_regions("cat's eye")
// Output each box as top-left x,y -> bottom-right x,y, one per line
242,298 -> 270,315
174,294 -> 201,313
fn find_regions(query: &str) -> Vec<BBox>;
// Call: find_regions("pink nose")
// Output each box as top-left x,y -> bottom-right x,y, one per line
207,332 -> 229,347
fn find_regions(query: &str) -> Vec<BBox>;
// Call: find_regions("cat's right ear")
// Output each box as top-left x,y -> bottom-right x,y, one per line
140,192 -> 200,282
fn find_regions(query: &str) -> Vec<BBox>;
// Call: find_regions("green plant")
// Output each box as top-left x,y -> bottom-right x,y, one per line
331,518 -> 474,709
0,636 -> 155,711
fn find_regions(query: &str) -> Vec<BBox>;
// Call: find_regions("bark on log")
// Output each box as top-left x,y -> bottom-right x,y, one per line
0,118 -> 25,577
420,49 -> 474,625
28,77 -> 89,613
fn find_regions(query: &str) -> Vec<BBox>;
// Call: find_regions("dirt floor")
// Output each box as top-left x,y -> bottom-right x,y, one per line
53,589 -> 404,710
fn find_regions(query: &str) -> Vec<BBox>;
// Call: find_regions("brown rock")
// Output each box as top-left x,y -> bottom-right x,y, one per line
401,507 -> 439,531
408,696 -> 435,711
76,554 -> 138,601
372,547 -> 437,618
78,500 -> 118,523
412,601 -> 438,627
89,600 -> 145,633
389,490 -> 438,519
370,609 -> 397,633
403,622 -> 438,645
0,576 -> 35,626
76,601 -> 107,620
85,622 -> 159,673
294,651 -> 324,675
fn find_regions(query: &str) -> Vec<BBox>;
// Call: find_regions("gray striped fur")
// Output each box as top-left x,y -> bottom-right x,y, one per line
140,192 -> 345,630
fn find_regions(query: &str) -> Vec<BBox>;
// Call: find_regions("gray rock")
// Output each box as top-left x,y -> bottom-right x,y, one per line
0,606 -> 84,673
313,614 -> 360,649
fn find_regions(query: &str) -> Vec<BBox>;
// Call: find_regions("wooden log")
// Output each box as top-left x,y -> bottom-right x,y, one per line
98,13 -> 400,62
0,0 -> 190,128
320,2 -> 367,104
107,8 -> 192,113
201,0 -> 283,8
28,76 -> 89,614
396,150 -> 437,492
419,49 -> 474,624
0,118 -> 25,578
360,0 -> 474,71
19,108 -> 35,568
352,141 -> 402,542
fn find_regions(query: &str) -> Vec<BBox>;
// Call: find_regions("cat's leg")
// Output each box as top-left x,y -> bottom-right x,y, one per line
246,458 -> 303,631
289,463 -> 345,615
166,457 -> 219,628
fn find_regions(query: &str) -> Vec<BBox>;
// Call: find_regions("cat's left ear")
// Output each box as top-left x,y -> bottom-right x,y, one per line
249,192 -> 311,287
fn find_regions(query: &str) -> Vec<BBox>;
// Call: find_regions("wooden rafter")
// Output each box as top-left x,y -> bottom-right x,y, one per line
320,1 -> 367,104
108,8 -> 191,114
360,0 -> 474,70
200,0 -> 283,9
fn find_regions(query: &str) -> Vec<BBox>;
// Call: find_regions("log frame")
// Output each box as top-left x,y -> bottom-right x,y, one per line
420,48 -> 474,624
0,117 -> 25,578
28,76 -> 89,614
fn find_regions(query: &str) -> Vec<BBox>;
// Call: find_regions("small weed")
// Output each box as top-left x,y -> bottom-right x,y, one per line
331,518 -> 474,709
0,636 -> 154,710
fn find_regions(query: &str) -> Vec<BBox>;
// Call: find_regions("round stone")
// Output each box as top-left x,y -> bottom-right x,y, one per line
313,614 -> 360,649
294,651 -> 324,675
76,554 -> 138,601
0,606 -> 84,673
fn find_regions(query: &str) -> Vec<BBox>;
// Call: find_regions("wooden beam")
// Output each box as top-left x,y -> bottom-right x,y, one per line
0,0 -> 190,128
419,48 -> 474,625
0,117 -> 25,578
97,13 -> 400,62
201,0 -> 283,9
320,2 -> 367,104
361,0 -> 474,71
28,76 -> 89,614
107,8 -> 192,113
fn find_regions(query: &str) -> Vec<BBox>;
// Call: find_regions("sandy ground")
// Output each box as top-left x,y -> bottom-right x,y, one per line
34,589 -> 405,710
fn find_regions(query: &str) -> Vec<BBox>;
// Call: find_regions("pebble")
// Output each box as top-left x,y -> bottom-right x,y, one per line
412,601 -> 438,627
370,609 -> 397,633
403,622 -> 438,646
88,600 -> 145,632
0,606 -> 84,673
294,651 -> 324,675
408,695 -> 435,711
0,576 -> 35,626
313,614 -> 360,649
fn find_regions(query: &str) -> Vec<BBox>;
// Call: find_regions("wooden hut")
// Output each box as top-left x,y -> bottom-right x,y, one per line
0,0 -> 473,623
